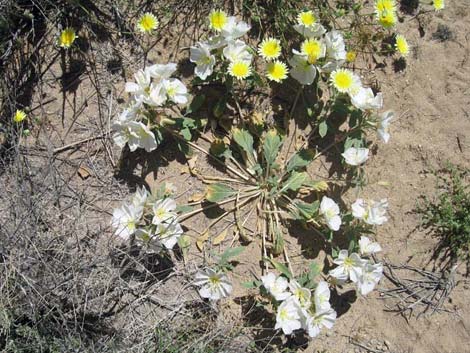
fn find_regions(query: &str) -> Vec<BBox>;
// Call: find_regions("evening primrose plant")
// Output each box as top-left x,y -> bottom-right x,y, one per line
108,3 -> 447,342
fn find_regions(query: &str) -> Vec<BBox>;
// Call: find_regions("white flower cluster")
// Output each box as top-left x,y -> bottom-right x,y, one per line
111,186 -> 183,252
190,14 -> 251,80
329,236 -> 383,296
112,63 -> 190,152
261,273 -> 336,338
289,28 -> 347,85
194,268 -> 233,300
319,195 -> 389,231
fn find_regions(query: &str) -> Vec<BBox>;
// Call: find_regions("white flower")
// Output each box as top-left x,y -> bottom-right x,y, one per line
152,198 -> 177,225
125,69 -> 151,103
154,219 -> 183,249
324,30 -> 346,62
132,187 -> 149,209
289,280 -> 312,309
357,263 -> 383,296
303,307 -> 336,338
350,87 -> 383,111
112,111 -> 135,149
190,42 -> 216,80
126,121 -> 158,152
314,281 -> 331,311
342,147 -> 369,166
351,199 -> 389,226
294,23 -> 326,38
329,250 -> 366,283
319,196 -> 341,231
275,297 -> 302,335
261,273 -> 291,301
111,204 -> 143,240
194,268 -> 233,300
148,83 -> 167,106
163,78 -> 189,105
220,17 -> 250,41
146,63 -> 177,82
377,110 -> 394,143
135,228 -> 164,253
288,51 -> 317,85
223,39 -> 252,63
358,236 -> 382,255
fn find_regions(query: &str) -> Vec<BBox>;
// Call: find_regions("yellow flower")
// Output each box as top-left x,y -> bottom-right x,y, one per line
298,10 -> 317,27
433,0 -> 444,10
377,9 -> 397,28
395,34 -> 409,57
13,109 -> 27,123
228,60 -> 251,80
346,51 -> 357,63
58,27 -> 76,49
301,38 -> 324,64
137,13 -> 159,33
375,0 -> 396,12
330,69 -> 357,93
209,10 -> 228,32
258,38 -> 281,60
266,61 -> 288,82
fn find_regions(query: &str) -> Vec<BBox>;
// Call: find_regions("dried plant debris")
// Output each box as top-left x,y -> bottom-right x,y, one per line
379,261 -> 457,319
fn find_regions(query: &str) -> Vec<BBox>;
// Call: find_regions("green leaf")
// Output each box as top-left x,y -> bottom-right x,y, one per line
266,258 -> 292,279
176,205 -> 193,213
319,120 -> 328,138
213,97 -> 227,118
220,246 -> 245,263
233,128 -> 254,155
281,171 -> 308,193
180,128 -> 191,141
308,262 -> 321,280
187,94 -> 205,114
286,149 -> 315,172
206,183 -> 236,203
263,130 -> 282,166
291,200 -> 319,220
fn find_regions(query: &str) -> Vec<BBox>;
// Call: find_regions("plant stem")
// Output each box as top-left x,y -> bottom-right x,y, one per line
177,189 -> 259,222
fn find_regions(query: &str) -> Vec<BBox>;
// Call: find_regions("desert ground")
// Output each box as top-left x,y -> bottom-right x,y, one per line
0,1 -> 469,352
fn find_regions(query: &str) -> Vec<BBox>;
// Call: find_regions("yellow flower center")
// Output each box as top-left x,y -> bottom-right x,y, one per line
301,39 -> 323,64
229,61 -> 251,79
378,10 -> 397,28
266,61 -> 288,82
138,13 -> 158,33
209,10 -> 228,31
343,257 -> 354,268
395,35 -> 409,56
59,28 -> 76,48
279,307 -> 289,320
375,0 -> 396,12
259,39 -> 281,59
433,0 -> 444,10
209,275 -> 221,285
332,69 -> 354,92
346,51 -> 357,63
13,110 -> 27,123
299,11 -> 316,26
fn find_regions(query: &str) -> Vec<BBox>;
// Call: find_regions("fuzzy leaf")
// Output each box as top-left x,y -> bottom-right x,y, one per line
319,120 -> 328,138
291,200 -> 319,220
220,246 -> 245,263
263,130 -> 282,166
266,258 -> 292,279
187,94 -> 205,114
206,183 -> 236,203
233,128 -> 254,155
281,171 -> 308,193
286,149 -> 315,172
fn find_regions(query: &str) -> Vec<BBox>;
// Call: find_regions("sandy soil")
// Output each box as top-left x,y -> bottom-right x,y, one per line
8,0 -> 469,352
